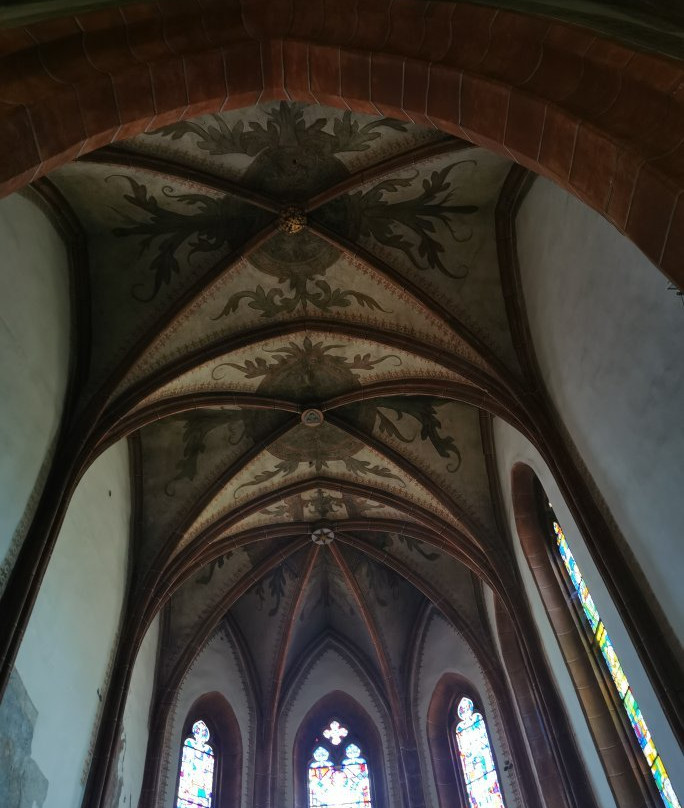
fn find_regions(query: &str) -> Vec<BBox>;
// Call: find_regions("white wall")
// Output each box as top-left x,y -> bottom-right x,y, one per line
108,616 -> 160,808
413,610 -> 520,808
516,177 -> 684,642
10,440 -> 131,808
0,191 -> 70,593
162,630 -> 254,808
278,643 -> 401,808
493,417 -> 684,804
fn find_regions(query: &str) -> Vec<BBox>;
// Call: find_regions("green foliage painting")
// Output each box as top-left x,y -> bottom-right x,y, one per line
214,230 -> 387,319
110,105 -> 475,315
254,561 -> 299,616
167,339 -> 462,495
314,161 -> 479,278
213,338 -> 406,492
109,175 -> 272,302
165,410 -> 246,495
153,102 -> 408,198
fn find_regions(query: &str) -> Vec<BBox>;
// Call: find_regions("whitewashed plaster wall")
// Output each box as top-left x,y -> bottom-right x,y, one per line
278,644 -> 401,808
161,630 -> 254,808
516,177 -> 684,642
111,616 -> 160,808
0,191 -> 70,593
493,417 -> 684,804
9,440 -> 131,808
412,610 -> 519,808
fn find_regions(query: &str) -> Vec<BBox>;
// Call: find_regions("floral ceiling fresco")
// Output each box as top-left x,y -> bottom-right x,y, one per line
45,100 -> 520,717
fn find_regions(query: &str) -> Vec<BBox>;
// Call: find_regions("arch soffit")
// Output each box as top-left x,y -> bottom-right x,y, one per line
1,0 -> 682,288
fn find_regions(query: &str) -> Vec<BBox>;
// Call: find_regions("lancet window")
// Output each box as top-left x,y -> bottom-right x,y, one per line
176,719 -> 216,808
308,719 -> 373,808
548,509 -> 681,808
453,696 -> 506,808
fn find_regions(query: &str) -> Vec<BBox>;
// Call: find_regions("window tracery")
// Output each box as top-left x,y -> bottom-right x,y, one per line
176,719 -> 215,808
454,696 -> 506,808
307,719 -> 373,808
549,512 -> 681,808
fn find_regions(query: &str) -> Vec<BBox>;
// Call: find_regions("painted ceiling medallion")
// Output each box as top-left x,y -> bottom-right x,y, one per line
278,205 -> 307,234
301,408 -> 324,427
311,526 -> 335,546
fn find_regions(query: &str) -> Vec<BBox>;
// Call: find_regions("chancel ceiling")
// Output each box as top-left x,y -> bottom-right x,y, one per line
43,100 -> 532,732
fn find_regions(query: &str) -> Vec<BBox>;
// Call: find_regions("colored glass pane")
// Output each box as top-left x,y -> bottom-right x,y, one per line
454,697 -> 506,808
554,524 -> 600,632
595,623 -> 629,698
177,720 -> 215,808
551,519 -> 681,808
323,720 -> 349,746
308,737 -> 373,808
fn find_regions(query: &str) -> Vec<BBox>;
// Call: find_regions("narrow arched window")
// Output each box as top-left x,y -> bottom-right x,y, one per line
548,507 -> 681,808
177,719 -> 215,808
308,719 -> 373,808
454,696 -> 506,808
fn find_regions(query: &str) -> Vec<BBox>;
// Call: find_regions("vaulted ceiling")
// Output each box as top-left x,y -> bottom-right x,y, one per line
46,100 -> 529,712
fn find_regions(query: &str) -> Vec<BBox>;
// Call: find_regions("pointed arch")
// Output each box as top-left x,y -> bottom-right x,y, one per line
277,633 -> 401,808
453,695 -> 506,808
294,692 -> 387,808
174,692 -> 242,808
510,462 -> 679,808
177,719 -> 215,808
426,673 -> 508,808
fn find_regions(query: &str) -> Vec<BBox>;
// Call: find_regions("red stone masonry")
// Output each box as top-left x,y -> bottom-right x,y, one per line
1,0 -> 682,282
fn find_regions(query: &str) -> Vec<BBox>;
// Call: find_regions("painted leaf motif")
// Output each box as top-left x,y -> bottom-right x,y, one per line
213,277 -> 387,319
166,411 -> 246,494
343,456 -> 404,484
196,551 -> 234,585
353,557 -> 400,606
376,398 -> 462,470
109,175 -> 271,301
254,562 -> 299,616
234,459 -> 301,497
153,104 -> 408,158
395,535 -> 439,561
315,161 -> 478,278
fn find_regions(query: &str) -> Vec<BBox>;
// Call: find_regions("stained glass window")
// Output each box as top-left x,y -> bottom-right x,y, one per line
551,516 -> 681,808
177,719 -> 215,808
308,721 -> 373,808
454,697 -> 506,808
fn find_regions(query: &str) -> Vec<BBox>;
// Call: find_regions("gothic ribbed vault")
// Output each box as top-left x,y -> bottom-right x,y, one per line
28,100 -> 682,808
39,103 -> 574,804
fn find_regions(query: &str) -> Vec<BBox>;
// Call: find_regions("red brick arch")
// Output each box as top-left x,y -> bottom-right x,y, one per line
1,0 -> 683,286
